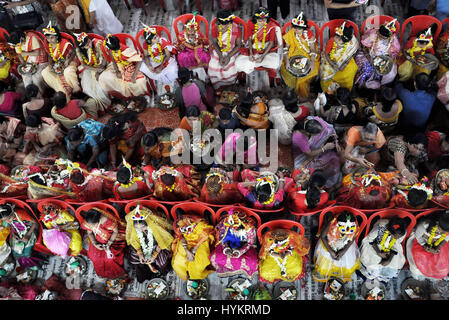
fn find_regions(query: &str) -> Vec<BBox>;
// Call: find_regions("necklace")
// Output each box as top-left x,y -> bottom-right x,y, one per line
218,24 -> 232,53
254,22 -> 267,52
330,41 -> 348,61
295,30 -> 311,54
136,226 -> 154,260
49,42 -> 63,62
82,47 -> 98,67
427,225 -> 449,247
111,49 -> 130,66
379,230 -> 396,252
271,251 -> 289,277
148,42 -> 164,63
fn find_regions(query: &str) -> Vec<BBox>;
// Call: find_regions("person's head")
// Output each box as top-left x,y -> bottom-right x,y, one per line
252,7 -> 270,25
186,105 -> 200,122
219,108 -> 232,125
236,105 -> 250,119
336,87 -> 351,106
205,174 -> 222,196
142,24 -> 159,44
404,132 -> 428,157
255,182 -> 273,204
407,188 -> 428,207
379,86 -> 397,113
104,34 -> 120,51
361,122 -> 379,143
29,173 -> 46,186
386,216 -> 406,239
117,166 -> 132,185
74,32 -> 90,48
70,171 -> 85,185
415,73 -> 431,91
25,84 -> 40,101
161,173 -> 175,186
336,211 -> 357,235
43,22 -> 61,44
67,126 -> 85,147
133,219 -> 148,232
53,91 -> 67,109
415,25 -> 436,48
309,170 -> 327,188
6,31 -> 25,46
25,114 -> 41,129
142,131 -> 158,152
379,18 -> 397,38
0,203 -> 14,222
240,91 -> 254,109
335,23 -> 354,44
293,118 -> 322,136
438,212 -> 449,233
81,208 -> 102,224
378,25 -> 392,38
291,12 -> 308,34
0,81 -> 6,95
217,9 -> 234,27
185,14 -> 199,36
282,90 -> 299,113
178,67 -> 193,86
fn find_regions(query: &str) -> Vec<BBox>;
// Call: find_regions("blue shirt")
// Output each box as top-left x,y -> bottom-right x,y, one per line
218,114 -> 240,130
66,119 -> 105,152
395,83 -> 436,130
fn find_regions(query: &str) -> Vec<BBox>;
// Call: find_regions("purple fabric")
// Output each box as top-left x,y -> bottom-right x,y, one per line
177,47 -> 211,69
210,243 -> 258,277
17,256 -> 42,269
42,229 -> 71,258
181,83 -> 207,111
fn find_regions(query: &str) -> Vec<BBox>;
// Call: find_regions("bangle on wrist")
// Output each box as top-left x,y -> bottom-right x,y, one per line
401,169 -> 409,176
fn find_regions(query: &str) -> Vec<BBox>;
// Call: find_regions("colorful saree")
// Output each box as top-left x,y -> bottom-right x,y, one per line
176,30 -> 211,69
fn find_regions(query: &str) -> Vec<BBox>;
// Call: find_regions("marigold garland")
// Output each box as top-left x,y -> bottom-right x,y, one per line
148,43 -> 164,63
49,42 -> 63,62
218,24 -> 232,53
254,22 -> 267,52
111,49 -> 130,66
379,230 -> 396,252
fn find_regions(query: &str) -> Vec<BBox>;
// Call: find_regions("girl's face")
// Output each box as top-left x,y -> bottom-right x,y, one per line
256,18 -> 267,26
26,126 -> 39,134
46,34 -> 58,45
294,27 -> 304,36
408,143 -> 425,156
335,35 -> 344,46
187,116 -> 199,123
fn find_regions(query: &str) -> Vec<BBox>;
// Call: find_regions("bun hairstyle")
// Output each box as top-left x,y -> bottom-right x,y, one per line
282,90 -> 299,113
81,208 -> 102,224
53,91 -> 67,109
386,216 -> 406,237
117,166 -> 132,184
407,188 -> 428,207
380,86 -> 397,113
142,131 -> 158,147
341,25 -> 354,43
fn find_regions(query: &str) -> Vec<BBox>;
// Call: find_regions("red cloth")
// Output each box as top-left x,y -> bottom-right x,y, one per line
412,239 -> 449,279
426,131 -> 443,160
288,188 -> 329,213
240,21 -> 278,55
56,100 -> 83,119
0,164 -> 10,176
200,182 -> 244,205
0,92 -> 21,115
113,180 -> 150,200
294,106 -> 310,122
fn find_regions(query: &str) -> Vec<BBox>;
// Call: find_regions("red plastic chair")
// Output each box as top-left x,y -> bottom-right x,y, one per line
124,199 -> 170,220
75,202 -> 122,226
361,15 -> 400,35
173,13 -> 209,39
320,19 -> 359,52
192,197 -> 243,210
415,207 -> 443,221
170,202 -> 215,224
135,25 -> 172,56
26,195 -> 66,204
363,208 -> 417,240
0,198 -> 36,221
237,203 -> 285,215
41,31 -> 77,54
442,17 -> 449,31
290,200 -> 337,221
318,205 -> 367,242
214,205 -> 262,228
113,33 -> 140,55
431,199 -> 449,210
0,27 -> 8,41
281,19 -> 320,45
257,219 -> 305,244
400,15 -> 442,47
210,16 -> 247,42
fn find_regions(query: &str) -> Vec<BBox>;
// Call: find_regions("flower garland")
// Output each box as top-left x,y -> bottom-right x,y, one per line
136,225 -> 154,260
165,183 -> 176,192
218,24 -> 232,53
295,30 -> 311,54
256,176 -> 276,205
48,42 -> 63,62
371,32 -> 393,57
120,176 -> 143,189
427,225 -> 449,247
379,230 -> 396,252
253,22 -> 267,52
330,41 -> 348,61
111,49 -> 130,66
82,48 -> 98,67
409,41 -> 432,60
148,43 -> 164,63
13,43 -> 22,54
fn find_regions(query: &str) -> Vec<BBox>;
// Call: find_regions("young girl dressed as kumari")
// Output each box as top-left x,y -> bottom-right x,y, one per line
139,23 -> 178,93
208,10 -> 242,90
98,35 -> 148,98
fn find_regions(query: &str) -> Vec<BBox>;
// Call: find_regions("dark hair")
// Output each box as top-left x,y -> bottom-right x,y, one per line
178,67 -> 193,85
53,91 -> 67,109
282,90 -> 299,113
161,173 -> 175,186
341,25 -> 354,43
380,86 -> 397,113
0,115 -> 7,124
25,114 -> 41,128
30,174 -> 45,185
306,186 -> 321,209
363,122 -> 379,136
240,92 -> 254,109
6,31 -> 25,45
105,35 -> 120,50
117,166 -> 132,184
0,82 -> 6,94
70,171 -> 85,184
81,208 -> 102,224
186,105 -> 200,118
217,9 -> 233,24
309,171 -> 326,188
219,108 -> 232,120
337,210 -> 356,223
386,216 -> 406,237
236,105 -> 250,118
256,183 -> 272,203
438,213 -> 449,232
0,204 -> 13,219
252,7 -> 271,24
102,125 -> 120,140
293,118 -> 322,134
25,84 -> 39,100
336,87 -> 351,106
142,131 -> 158,147
407,188 -> 428,207
67,126 -> 84,142
378,25 -> 391,38
144,31 -> 156,42
403,132 -> 428,150
415,73 -> 430,91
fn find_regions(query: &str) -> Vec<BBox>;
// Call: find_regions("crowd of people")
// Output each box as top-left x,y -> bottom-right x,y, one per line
0,4 -> 449,300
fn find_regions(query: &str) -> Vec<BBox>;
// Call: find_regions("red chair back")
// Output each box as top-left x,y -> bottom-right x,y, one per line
363,209 -> 416,240
442,17 -> 449,31
124,199 -> 170,220
192,197 -> 243,209
257,219 -> 305,243
113,33 -> 140,54
25,30 -> 48,52
135,25 -> 172,55
0,198 -> 36,222
173,14 -> 209,39
361,15 -> 400,35
318,205 -> 367,242
61,32 -> 76,46
210,16 -> 247,41
431,199 -> 449,210
214,206 -> 261,228
37,199 -> 76,217
281,20 -> 320,45
320,19 -> 359,51
290,200 -> 336,219
416,207 -> 443,221
0,27 -> 9,41
170,202 -> 215,224
400,15 -> 442,47
75,202 -> 122,225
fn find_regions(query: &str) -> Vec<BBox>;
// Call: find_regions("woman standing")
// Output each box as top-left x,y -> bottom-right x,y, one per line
74,32 -> 110,113
281,12 -> 320,99
80,207 -> 127,279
